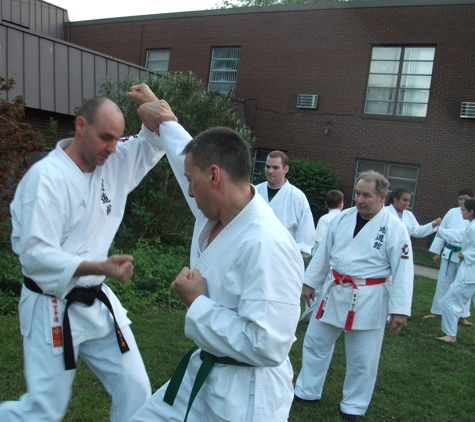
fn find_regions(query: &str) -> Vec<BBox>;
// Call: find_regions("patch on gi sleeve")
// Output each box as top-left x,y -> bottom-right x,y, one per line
401,244 -> 410,259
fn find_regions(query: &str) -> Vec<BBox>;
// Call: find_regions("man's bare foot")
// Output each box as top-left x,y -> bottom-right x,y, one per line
436,335 -> 457,343
459,318 -> 473,326
423,314 -> 441,319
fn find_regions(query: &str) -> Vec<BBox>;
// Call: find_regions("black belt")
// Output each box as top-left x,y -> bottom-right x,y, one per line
163,346 -> 253,422
24,277 -> 130,370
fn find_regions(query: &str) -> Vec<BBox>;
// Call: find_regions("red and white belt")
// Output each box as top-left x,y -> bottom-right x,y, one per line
315,270 -> 386,331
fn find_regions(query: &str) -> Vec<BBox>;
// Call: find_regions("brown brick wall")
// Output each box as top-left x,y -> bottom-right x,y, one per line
66,3 -> 475,249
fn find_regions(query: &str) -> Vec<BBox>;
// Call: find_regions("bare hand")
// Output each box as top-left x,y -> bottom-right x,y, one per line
171,267 -> 204,308
457,252 -> 464,260
127,83 -> 158,105
432,217 -> 442,228
387,314 -> 407,333
137,100 -> 178,134
103,254 -> 134,284
433,254 -> 440,266
302,283 -> 316,307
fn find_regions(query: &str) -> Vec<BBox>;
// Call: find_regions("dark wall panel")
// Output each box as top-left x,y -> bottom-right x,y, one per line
7,28 -> 23,101
24,33 -> 40,108
39,37 -> 54,111
68,48 -> 83,114
55,43 -> 69,112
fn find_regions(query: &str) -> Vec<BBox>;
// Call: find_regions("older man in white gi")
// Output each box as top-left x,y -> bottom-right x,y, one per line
128,86 -> 304,422
424,187 -> 474,324
0,95 -> 171,421
256,151 -> 315,257
294,171 -> 413,422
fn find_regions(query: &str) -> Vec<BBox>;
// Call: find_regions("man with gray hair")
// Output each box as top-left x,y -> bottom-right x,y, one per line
294,170 -> 414,422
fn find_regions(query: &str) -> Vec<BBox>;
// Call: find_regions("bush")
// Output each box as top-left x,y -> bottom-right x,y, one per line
286,158 -> 340,216
0,249 -> 22,315
99,72 -> 255,246
106,238 -> 190,310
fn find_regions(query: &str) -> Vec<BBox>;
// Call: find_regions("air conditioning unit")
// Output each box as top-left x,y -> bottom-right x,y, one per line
297,94 -> 318,109
460,102 -> 475,118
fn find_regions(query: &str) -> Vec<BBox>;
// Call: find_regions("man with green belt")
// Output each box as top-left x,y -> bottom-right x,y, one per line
425,187 -> 474,324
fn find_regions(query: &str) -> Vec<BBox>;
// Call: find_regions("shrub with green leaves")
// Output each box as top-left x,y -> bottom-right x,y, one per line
286,158 -> 340,216
0,249 -> 22,315
98,71 -> 255,247
106,238 -> 190,310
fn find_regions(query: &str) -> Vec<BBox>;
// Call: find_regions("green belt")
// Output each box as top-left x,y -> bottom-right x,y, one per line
445,243 -> 462,276
163,346 -> 253,422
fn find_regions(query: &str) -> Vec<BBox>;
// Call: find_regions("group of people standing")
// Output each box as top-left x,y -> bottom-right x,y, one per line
0,82 -> 472,422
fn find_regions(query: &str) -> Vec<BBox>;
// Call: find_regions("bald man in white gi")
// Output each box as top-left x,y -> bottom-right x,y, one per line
294,171 -> 413,422
256,151 -> 315,258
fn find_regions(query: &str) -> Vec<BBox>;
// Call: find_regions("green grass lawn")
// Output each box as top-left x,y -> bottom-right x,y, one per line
1,276 -> 474,421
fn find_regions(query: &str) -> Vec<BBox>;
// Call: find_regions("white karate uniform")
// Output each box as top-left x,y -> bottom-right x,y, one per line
0,125 -> 163,422
429,207 -> 470,316
386,204 -> 437,238
437,221 -> 475,336
295,206 -> 413,416
300,208 -> 341,322
256,180 -> 315,257
130,122 -> 304,422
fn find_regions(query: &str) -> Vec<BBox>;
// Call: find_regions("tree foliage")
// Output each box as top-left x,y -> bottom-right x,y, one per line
99,71 -> 255,247
286,158 -> 340,217
215,0 -> 356,8
0,77 -> 45,243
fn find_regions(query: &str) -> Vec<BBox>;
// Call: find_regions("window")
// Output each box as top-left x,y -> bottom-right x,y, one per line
252,148 -> 273,184
208,48 -> 240,95
365,46 -> 435,118
145,50 -> 170,75
353,160 -> 419,210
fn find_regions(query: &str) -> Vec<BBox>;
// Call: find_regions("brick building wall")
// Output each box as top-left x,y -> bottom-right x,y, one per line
66,1 -> 475,248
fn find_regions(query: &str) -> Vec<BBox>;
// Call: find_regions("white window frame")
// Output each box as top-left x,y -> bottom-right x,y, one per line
208,47 -> 240,95
364,46 -> 436,118
145,49 -> 170,75
353,160 -> 420,210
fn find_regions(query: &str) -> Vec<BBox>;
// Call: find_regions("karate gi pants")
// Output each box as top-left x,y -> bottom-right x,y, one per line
294,292 -> 388,416
0,297 -> 151,422
441,278 -> 475,337
430,259 -> 471,317
130,370 -> 257,422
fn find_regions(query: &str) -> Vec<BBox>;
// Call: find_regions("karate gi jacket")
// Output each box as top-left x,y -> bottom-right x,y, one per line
10,126 -> 164,347
386,204 -> 437,238
430,207 -> 468,264
313,208 -> 341,256
256,180 -> 315,257
160,122 -> 304,421
304,206 -> 414,330
438,219 -> 475,283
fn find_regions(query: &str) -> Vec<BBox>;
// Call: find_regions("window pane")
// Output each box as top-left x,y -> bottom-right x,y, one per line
147,61 -> 168,72
364,100 -> 394,115
400,75 -> 432,89
404,47 -> 435,61
212,48 -> 240,59
396,102 -> 428,117
357,161 -> 386,174
147,50 -> 170,60
372,47 -> 401,60
368,74 -> 398,88
255,149 -> 270,162
145,49 -> 170,75
402,61 -> 433,75
398,89 -> 430,103
370,60 -> 400,74
209,48 -> 240,94
211,59 -> 239,71
366,87 -> 396,101
388,164 -> 419,179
